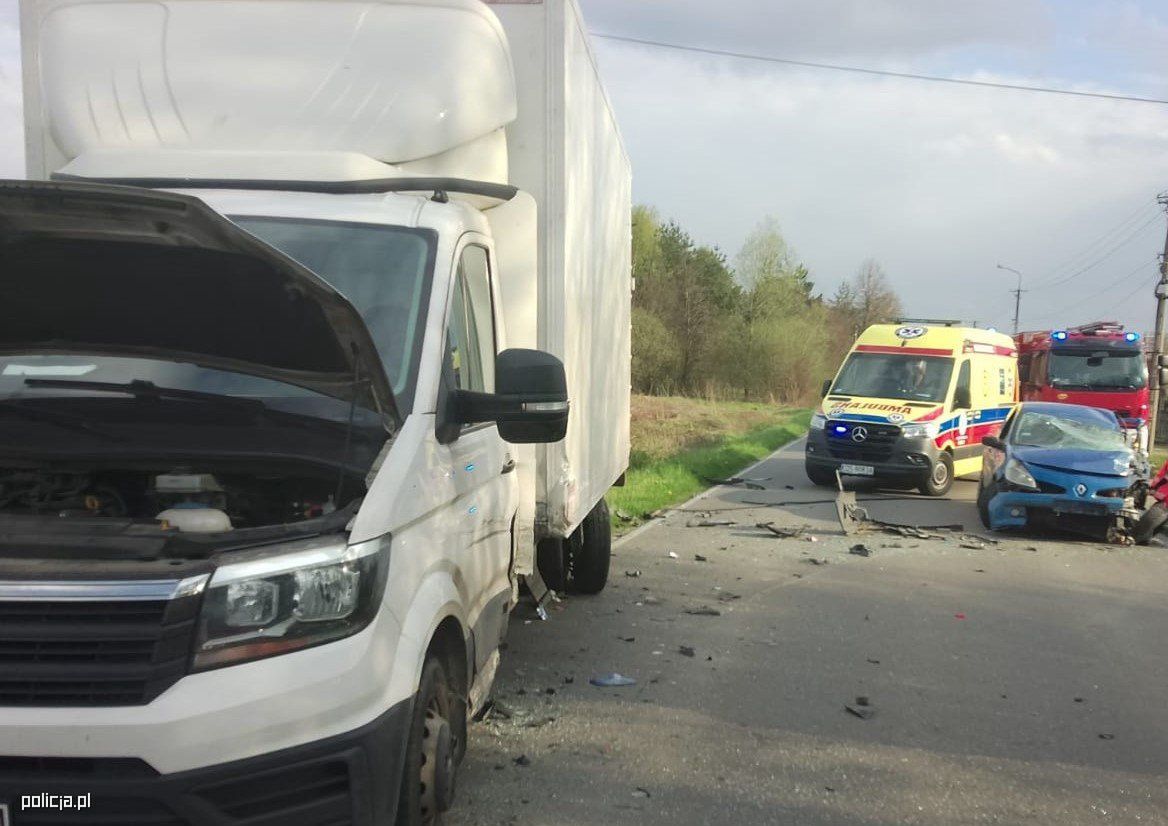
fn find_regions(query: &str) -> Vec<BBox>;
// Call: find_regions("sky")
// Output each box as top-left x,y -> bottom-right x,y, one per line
1,1 -> 1167,333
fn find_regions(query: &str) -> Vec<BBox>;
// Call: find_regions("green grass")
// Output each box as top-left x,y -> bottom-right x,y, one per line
1152,449 -> 1167,472
609,400 -> 811,532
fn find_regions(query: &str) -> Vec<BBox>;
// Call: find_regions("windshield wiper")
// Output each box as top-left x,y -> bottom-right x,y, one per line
0,400 -> 123,442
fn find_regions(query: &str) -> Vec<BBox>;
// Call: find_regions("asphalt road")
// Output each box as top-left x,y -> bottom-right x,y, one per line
446,439 -> 1168,825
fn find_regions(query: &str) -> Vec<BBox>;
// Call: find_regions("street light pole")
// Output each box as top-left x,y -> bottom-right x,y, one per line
997,264 -> 1025,333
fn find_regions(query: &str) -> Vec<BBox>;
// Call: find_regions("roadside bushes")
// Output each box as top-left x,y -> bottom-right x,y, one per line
631,208 -> 902,404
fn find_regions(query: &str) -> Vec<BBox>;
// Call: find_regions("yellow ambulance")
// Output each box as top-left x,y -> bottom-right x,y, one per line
806,321 -> 1018,495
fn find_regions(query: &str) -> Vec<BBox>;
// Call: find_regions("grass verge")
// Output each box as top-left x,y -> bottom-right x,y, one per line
608,396 -> 811,533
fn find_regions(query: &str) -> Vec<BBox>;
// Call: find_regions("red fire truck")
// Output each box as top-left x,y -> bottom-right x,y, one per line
1015,321 -> 1150,451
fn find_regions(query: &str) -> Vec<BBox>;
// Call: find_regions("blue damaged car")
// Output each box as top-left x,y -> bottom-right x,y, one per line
978,402 -> 1144,542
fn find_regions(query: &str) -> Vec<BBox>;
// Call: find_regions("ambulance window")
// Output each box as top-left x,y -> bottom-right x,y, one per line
954,360 -> 972,409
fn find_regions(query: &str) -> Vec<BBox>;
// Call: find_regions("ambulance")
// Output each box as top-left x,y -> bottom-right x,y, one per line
806,321 -> 1018,496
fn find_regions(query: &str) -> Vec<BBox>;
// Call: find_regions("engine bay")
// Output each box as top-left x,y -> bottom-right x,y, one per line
0,463 -> 362,533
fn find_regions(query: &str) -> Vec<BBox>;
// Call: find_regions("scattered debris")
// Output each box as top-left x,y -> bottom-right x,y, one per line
678,645 -> 695,658
1098,733 -> 1115,740
849,544 -> 872,557
589,673 -> 637,687
785,484 -> 796,490
716,592 -> 742,603
954,612 -> 967,620
845,703 -> 875,720
667,551 -> 679,560
615,509 -> 634,522
804,535 -> 820,543
706,475 -> 771,487
686,519 -> 736,528
618,636 -> 636,643
959,541 -> 987,550
866,658 -> 881,665
974,568 -> 986,573
633,787 -> 652,799
855,695 -> 870,706
684,606 -> 722,616
1074,697 -> 1085,703
624,570 -> 643,578
835,484 -> 962,537
523,716 -> 557,729
801,558 -> 829,566
756,522 -> 808,539
514,754 -> 532,767
694,554 -> 709,562
1025,546 -> 1039,552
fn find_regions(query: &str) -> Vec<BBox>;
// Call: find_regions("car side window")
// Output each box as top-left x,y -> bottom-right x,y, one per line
444,246 -> 496,395
954,360 -> 972,409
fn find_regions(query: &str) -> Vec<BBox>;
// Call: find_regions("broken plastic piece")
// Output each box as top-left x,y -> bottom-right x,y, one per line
849,544 -> 872,557
589,672 -> 637,687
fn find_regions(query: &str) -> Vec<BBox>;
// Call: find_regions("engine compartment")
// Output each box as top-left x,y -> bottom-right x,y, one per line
0,463 -> 361,532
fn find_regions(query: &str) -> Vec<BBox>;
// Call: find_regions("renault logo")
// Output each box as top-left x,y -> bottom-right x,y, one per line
1074,483 -> 1088,497
851,426 -> 869,443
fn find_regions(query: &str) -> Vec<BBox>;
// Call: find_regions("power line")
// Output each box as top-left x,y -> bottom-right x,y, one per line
1028,259 -> 1158,321
593,33 -> 1168,106
1029,212 -> 1163,290
1037,198 -> 1161,281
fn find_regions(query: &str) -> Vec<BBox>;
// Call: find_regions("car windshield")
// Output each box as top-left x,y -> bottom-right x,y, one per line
232,217 -> 436,413
1010,410 -> 1127,451
830,353 -> 955,402
0,355 -> 383,426
1048,349 -> 1147,391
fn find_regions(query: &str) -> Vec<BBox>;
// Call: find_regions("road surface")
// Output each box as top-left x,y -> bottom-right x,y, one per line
447,439 -> 1168,825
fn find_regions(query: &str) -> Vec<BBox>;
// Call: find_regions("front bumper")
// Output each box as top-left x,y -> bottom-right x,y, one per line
987,491 -> 1128,530
0,698 -> 411,825
805,427 -> 938,482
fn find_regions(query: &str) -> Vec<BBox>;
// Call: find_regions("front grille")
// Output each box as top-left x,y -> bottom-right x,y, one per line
0,595 -> 199,707
826,421 -> 900,462
1037,481 -> 1066,494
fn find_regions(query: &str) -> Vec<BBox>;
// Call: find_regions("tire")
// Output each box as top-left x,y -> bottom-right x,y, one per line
397,657 -> 459,826
1133,502 -> 1168,545
977,479 -> 995,530
568,498 -> 611,595
919,451 -> 954,497
805,461 -> 837,488
536,537 -> 568,592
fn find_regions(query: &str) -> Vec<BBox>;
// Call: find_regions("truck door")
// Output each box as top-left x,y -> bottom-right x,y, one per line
441,241 -> 517,669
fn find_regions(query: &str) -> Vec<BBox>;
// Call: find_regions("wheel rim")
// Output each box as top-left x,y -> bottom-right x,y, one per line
932,460 -> 950,487
418,694 -> 455,821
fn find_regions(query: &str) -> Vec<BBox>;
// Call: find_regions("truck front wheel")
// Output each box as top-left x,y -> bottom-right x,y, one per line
398,657 -> 458,826
568,497 -> 611,595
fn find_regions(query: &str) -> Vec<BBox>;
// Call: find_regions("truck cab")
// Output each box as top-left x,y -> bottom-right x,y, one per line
0,1 -> 631,823
1016,322 -> 1150,452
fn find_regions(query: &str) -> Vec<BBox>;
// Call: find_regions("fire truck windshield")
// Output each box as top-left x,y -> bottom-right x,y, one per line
1047,349 -> 1147,391
831,353 -> 955,402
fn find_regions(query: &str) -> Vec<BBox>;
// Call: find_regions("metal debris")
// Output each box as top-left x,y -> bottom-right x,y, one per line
756,522 -> 808,539
686,519 -> 736,528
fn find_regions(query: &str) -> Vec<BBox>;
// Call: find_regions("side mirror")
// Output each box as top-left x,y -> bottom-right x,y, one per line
983,435 -> 1005,451
457,349 -> 569,444
821,379 -> 832,398
954,387 -> 971,410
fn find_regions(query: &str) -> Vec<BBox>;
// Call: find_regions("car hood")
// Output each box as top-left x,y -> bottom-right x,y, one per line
0,180 -> 397,426
1012,445 -> 1133,477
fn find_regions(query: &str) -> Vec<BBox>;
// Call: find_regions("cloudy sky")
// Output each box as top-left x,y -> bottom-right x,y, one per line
1,1 -> 1167,333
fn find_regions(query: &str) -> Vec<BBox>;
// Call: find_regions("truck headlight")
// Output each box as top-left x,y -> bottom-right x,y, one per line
810,413 -> 827,430
900,422 -> 937,439
192,535 -> 389,671
1003,459 -> 1039,492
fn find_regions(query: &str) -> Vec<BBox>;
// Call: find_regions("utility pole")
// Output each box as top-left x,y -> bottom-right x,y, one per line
1148,192 -> 1168,452
996,264 -> 1025,333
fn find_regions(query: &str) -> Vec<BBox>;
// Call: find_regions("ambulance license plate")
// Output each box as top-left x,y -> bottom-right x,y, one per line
840,464 -> 874,476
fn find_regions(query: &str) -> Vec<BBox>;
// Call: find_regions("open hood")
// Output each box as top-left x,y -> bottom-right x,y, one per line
0,180 -> 398,425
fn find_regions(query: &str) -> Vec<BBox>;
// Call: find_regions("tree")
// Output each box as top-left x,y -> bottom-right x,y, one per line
734,216 -> 812,296
831,259 -> 902,338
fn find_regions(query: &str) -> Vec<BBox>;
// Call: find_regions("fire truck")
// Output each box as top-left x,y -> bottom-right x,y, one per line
1015,321 -> 1150,451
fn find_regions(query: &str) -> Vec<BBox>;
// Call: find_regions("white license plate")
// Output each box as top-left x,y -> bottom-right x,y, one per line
840,464 -> 875,476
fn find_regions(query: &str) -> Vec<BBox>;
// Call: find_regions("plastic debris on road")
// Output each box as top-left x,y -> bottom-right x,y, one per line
589,672 -> 637,687
683,605 -> 722,616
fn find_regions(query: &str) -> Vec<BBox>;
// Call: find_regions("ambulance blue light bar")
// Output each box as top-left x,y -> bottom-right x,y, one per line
1125,332 -> 1141,342
1052,331 -> 1068,341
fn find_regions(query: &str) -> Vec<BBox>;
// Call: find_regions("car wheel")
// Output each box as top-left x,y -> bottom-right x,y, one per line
398,657 -> 458,826
805,461 -> 837,487
1133,502 -> 1168,545
919,452 -> 954,497
536,537 -> 568,592
568,498 -> 611,595
977,479 -> 996,530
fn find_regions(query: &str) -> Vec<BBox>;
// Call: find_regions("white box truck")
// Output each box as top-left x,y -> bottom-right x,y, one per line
0,0 -> 631,823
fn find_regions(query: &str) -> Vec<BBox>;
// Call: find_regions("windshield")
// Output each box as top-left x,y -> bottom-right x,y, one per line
1047,349 -> 1147,391
0,355 -> 382,426
1010,410 -> 1127,451
232,217 -> 436,413
830,353 -> 955,403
